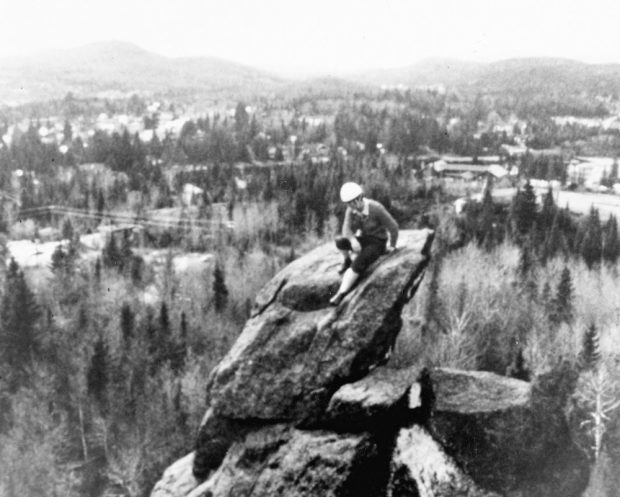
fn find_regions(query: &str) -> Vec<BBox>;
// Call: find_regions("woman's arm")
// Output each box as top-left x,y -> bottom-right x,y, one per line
342,207 -> 354,238
342,207 -> 361,252
375,203 -> 399,248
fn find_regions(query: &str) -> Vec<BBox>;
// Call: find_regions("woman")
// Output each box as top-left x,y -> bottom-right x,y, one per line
330,182 -> 399,305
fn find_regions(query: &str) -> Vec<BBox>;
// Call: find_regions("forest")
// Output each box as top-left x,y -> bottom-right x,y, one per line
1,83 -> 620,496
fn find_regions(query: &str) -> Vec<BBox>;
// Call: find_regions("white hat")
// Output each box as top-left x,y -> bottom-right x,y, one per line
340,182 -> 363,202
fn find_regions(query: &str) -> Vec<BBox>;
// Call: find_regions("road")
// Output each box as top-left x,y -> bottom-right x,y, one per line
488,188 -> 620,220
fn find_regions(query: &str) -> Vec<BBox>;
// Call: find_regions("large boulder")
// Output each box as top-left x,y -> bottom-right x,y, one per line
324,365 -> 423,432
150,453 -> 197,497
427,368 -> 589,497
205,229 -> 434,424
192,408 -> 256,478
388,425 -> 498,497
188,425 -> 388,497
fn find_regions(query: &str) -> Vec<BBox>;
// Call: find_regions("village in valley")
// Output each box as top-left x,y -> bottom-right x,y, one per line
4,91 -> 620,278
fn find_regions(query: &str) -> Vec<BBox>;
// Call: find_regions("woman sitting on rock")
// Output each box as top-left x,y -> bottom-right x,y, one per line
330,182 -> 399,306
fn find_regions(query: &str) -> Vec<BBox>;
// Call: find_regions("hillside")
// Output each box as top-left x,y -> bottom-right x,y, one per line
353,56 -> 620,96
4,42 -> 620,106
354,57 -> 483,88
0,41 -> 287,104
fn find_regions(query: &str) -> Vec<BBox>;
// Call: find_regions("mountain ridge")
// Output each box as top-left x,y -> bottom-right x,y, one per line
352,56 -> 620,91
0,41 -> 288,104
3,41 -> 620,104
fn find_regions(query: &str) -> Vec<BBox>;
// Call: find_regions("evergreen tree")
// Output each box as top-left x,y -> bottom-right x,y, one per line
530,220 -> 546,259
213,262 -> 229,312
511,180 -> 538,240
159,302 -> 170,341
552,266 -> 574,325
542,211 -> 563,263
579,206 -> 603,269
517,237 -> 534,279
539,185 -> 556,231
227,197 -> 235,221
602,214 -> 619,264
102,237 -> 121,269
120,231 -> 134,268
130,255 -> 144,285
507,348 -> 531,381
120,303 -> 134,343
61,218 -> 74,241
234,102 -> 250,134
87,336 -> 108,409
145,308 -> 157,358
50,241 -> 77,276
557,205 -> 579,253
109,129 -> 134,173
0,261 -> 41,377
51,244 -> 67,273
94,257 -> 102,283
96,188 -> 105,218
159,301 -> 170,343
541,281 -> 554,317
180,311 -> 188,343
173,382 -> 188,429
579,323 -> 601,371
148,302 -> 174,370
170,312 -> 188,373
479,185 -> 496,250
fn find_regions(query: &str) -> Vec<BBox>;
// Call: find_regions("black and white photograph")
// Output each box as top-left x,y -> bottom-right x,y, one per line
1,0 -> 620,495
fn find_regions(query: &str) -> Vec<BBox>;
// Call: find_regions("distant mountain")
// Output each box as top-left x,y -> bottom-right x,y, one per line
354,58 -> 483,87
5,43 -> 620,106
0,41 -> 287,104
352,57 -> 620,96
280,76 -> 374,98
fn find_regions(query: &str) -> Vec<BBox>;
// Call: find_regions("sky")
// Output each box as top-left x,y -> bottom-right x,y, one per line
2,0 -> 620,76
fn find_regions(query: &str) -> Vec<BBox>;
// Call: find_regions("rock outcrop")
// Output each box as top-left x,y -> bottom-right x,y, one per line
151,229 -> 589,497
389,425 -> 498,497
205,230 -> 434,424
190,425 -> 386,497
193,229 -> 433,478
425,368 -> 589,497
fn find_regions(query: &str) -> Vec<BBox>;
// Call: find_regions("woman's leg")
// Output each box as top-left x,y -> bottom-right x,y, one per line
330,240 -> 384,305
335,237 -> 355,273
335,267 -> 360,296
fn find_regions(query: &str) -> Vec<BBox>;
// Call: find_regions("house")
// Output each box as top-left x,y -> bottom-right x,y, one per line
432,161 -> 492,177
477,156 -> 502,164
182,183 -> 204,207
500,144 -> 528,158
95,113 -> 117,133
567,157 -> 616,187
441,155 -> 474,164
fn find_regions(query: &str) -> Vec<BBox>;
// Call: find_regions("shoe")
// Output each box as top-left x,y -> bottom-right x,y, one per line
338,258 -> 351,275
384,345 -> 393,362
329,293 -> 344,306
